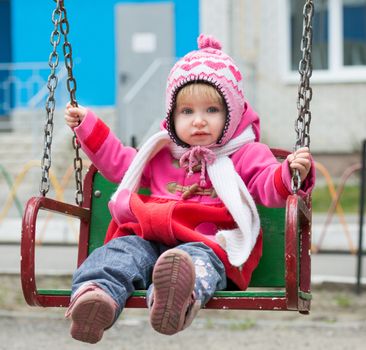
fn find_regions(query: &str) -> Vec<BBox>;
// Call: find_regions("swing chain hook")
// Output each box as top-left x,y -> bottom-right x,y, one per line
58,0 -> 84,206
40,0 -> 63,196
292,0 -> 314,193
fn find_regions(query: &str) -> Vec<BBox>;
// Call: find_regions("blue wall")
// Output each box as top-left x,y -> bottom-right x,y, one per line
11,0 -> 199,106
0,0 -> 11,63
0,0 -> 12,115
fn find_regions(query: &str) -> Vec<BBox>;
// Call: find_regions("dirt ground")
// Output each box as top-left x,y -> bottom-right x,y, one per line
0,275 -> 365,350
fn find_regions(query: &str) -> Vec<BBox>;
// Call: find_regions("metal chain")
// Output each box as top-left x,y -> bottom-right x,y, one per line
40,0 -> 62,196
59,0 -> 84,205
292,0 -> 314,193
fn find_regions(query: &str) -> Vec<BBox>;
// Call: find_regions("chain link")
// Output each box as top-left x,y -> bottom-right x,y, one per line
59,1 -> 84,205
40,0 -> 62,196
292,0 -> 314,193
40,0 -> 83,205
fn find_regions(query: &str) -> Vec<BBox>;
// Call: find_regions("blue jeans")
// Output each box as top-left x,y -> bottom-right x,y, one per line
72,236 -> 227,320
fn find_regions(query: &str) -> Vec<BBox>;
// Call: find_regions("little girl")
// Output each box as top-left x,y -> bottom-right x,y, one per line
64,34 -> 314,343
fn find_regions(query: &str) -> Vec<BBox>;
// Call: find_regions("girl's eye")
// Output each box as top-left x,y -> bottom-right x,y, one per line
182,108 -> 193,114
207,106 -> 219,113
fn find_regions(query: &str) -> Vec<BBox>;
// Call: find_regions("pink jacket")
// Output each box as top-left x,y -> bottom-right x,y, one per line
74,106 -> 315,290
75,109 -> 315,210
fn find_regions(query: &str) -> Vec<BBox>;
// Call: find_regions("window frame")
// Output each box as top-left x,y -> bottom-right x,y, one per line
281,0 -> 366,83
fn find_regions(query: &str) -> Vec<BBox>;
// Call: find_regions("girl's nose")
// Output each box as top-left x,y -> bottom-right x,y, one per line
192,115 -> 207,127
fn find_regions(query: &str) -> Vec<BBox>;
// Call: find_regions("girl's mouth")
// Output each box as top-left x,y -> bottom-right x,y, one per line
192,131 -> 209,136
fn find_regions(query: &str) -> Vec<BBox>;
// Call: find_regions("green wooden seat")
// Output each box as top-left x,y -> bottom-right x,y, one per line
21,152 -> 312,313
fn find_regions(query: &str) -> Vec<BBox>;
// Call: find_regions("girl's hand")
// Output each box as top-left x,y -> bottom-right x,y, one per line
64,102 -> 87,128
287,147 -> 312,181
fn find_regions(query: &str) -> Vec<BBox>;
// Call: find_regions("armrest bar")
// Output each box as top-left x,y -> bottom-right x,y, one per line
21,196 -> 90,306
298,196 -> 312,297
285,194 -> 300,310
285,194 -> 312,310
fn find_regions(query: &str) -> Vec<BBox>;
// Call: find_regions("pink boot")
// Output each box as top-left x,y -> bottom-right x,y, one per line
150,249 -> 200,335
65,284 -> 118,344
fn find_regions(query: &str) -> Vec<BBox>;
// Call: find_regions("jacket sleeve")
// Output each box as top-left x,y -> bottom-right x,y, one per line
73,109 -> 137,183
231,142 -> 315,207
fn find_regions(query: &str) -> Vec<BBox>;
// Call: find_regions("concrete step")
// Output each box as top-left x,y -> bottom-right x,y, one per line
0,131 -> 75,179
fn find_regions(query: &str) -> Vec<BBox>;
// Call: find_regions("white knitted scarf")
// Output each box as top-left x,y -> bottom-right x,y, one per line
111,126 -> 260,267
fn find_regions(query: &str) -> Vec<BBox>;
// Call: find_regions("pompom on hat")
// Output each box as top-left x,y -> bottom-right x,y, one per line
166,34 -> 245,147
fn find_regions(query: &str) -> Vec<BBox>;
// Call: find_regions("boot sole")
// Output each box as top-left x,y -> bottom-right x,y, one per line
150,249 -> 195,335
70,292 -> 115,344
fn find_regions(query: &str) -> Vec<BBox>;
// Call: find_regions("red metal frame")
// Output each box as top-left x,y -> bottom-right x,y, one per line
77,166 -> 94,267
21,196 -> 90,307
21,150 -> 312,312
284,194 -> 311,311
298,196 -> 312,313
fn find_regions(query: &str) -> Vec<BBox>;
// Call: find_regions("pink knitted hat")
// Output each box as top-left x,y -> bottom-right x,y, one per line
166,34 -> 245,147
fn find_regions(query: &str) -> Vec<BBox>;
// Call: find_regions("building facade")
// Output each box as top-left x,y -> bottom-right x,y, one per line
1,0 -> 365,154
202,0 -> 366,153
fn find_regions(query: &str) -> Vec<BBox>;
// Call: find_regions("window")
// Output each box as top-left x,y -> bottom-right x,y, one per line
343,0 -> 366,66
288,0 -> 366,82
291,0 -> 329,70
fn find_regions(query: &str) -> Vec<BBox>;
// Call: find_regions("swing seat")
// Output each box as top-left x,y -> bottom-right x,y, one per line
21,149 -> 312,313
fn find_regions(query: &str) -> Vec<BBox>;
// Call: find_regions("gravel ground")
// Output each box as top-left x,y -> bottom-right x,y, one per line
0,275 -> 365,350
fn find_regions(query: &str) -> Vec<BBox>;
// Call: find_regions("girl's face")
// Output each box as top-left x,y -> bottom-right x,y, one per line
173,86 -> 226,146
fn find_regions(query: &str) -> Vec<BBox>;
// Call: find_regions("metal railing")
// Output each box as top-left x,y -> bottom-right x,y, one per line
0,62 -> 66,112
0,62 -> 68,131
357,140 -> 366,294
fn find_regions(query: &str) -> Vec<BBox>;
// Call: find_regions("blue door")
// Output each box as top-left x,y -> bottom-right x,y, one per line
0,0 -> 12,118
